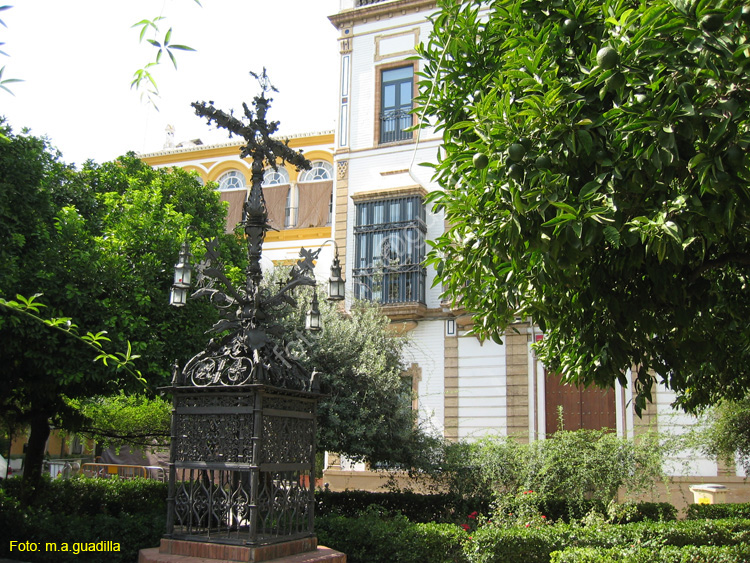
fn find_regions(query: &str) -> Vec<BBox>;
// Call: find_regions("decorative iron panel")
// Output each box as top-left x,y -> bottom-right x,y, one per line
167,386 -> 317,546
256,470 -> 313,540
173,468 -> 252,541
260,414 -> 314,465
174,413 -> 254,464
173,392 -> 256,465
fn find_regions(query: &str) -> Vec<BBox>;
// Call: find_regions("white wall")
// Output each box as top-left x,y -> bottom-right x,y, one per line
656,384 -> 719,477
457,336 -> 507,440
403,319 -> 445,435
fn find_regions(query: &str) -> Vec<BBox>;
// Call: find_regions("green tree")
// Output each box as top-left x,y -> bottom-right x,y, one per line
419,0 -> 750,413
70,288 -> 440,469
255,268 -> 440,467
697,395 -> 750,474
0,123 -> 241,487
307,297 -> 439,468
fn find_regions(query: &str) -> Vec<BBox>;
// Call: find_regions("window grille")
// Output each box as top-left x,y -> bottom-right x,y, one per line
354,195 -> 426,304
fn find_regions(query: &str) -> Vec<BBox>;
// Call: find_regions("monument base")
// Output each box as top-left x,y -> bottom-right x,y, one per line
138,537 -> 346,563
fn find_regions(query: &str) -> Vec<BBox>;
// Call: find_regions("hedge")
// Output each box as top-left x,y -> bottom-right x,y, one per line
551,544 -> 750,562
316,509 -> 467,563
316,512 -> 750,563
685,502 -> 750,520
1,476 -> 167,516
315,489 -> 492,523
461,519 -> 750,563
314,490 -> 673,525
0,478 -> 166,563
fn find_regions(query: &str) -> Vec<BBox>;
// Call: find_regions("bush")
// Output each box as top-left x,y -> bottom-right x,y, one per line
0,477 -> 167,562
316,508 -> 467,563
315,489 -> 491,523
551,544 -> 750,562
606,501 -> 677,524
429,430 -> 668,511
462,519 -> 750,563
685,502 -> 750,520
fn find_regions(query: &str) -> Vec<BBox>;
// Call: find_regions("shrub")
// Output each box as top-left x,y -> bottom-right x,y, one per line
606,501 -> 677,524
462,518 -> 750,563
685,502 -> 750,520
551,544 -> 750,562
0,476 -> 167,562
316,508 -> 466,563
315,489 -> 491,523
427,430 -> 668,512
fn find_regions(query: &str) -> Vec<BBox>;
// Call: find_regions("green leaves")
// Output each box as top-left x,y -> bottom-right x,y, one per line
0,5 -> 22,95
421,0 -> 750,413
130,6 -> 199,107
0,294 -> 145,387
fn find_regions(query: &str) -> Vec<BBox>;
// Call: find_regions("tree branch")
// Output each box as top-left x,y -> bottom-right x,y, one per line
689,252 -> 750,283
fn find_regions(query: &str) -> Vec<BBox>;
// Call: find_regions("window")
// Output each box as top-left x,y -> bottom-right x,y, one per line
379,65 -> 413,144
354,195 -> 426,304
299,161 -> 333,182
262,167 -> 290,186
217,170 -> 245,191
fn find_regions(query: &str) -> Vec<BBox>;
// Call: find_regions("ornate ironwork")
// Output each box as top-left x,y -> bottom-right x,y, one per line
166,71 -> 322,547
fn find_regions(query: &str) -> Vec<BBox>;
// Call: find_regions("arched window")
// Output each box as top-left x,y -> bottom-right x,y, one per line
262,167 -> 290,186
299,161 -> 333,182
217,170 -> 245,191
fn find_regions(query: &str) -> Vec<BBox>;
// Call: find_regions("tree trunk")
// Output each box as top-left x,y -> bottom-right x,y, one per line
22,413 -> 50,490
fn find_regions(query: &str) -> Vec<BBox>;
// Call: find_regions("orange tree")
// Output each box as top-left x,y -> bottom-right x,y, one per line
0,124 -> 242,488
419,0 -> 750,413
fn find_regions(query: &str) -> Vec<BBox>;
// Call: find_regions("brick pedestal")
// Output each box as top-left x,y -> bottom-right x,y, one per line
138,537 -> 346,563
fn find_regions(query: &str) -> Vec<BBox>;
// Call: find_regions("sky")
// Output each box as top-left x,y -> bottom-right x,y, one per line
1,0 -> 341,167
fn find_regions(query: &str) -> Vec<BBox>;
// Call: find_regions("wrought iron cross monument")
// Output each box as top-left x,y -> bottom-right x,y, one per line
165,70 -> 328,547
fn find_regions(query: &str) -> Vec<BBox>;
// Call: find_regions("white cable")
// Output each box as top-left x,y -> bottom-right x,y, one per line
408,28 -> 454,188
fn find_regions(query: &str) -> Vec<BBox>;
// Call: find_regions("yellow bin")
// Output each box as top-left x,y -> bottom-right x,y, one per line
689,484 -> 728,504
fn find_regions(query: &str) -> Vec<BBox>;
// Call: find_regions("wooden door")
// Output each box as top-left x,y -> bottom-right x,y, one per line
545,370 -> 616,434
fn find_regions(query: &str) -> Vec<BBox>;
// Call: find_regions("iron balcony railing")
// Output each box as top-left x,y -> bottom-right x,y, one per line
380,109 -> 413,143
357,0 -> 389,6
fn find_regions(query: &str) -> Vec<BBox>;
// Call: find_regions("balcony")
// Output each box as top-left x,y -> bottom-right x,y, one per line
380,109 -> 413,144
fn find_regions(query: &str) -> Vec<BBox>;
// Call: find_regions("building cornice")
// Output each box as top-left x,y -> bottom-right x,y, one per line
350,184 -> 428,202
139,131 -> 335,164
329,0 -> 437,29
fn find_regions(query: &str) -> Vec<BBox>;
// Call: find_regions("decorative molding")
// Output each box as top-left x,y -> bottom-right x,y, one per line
401,362 -> 422,411
340,34 -> 352,54
328,0 -> 437,29
264,226 -> 332,243
387,320 -> 418,335
139,132 -> 334,165
374,28 -> 420,61
379,302 -> 427,321
350,184 -> 428,202
380,168 -> 409,176
337,160 -> 349,180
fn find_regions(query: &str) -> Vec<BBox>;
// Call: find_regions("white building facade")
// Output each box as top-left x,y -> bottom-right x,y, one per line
325,0 -> 748,505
